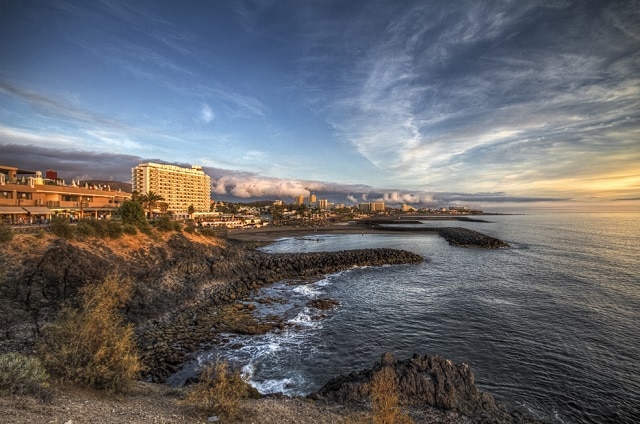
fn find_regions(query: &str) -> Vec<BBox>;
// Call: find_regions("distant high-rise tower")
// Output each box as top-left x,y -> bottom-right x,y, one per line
131,162 -> 211,214
296,194 -> 305,205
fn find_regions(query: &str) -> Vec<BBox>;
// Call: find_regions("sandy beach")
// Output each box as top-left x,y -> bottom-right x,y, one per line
226,223 -> 388,242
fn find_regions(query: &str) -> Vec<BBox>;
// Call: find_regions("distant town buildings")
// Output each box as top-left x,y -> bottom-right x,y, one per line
2,160 -> 485,228
0,164 -> 130,224
131,162 -> 211,217
359,202 -> 386,212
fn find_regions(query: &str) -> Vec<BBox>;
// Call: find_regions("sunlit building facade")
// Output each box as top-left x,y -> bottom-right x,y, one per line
0,164 -> 130,224
131,162 -> 211,215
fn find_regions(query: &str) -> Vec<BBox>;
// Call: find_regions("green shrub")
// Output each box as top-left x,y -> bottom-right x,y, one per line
49,216 -> 75,239
181,361 -> 257,420
117,201 -> 147,227
139,223 -> 154,236
122,224 -> 138,235
184,224 -> 196,234
38,275 -> 141,393
154,215 -> 171,232
0,353 -> 50,398
0,222 -> 13,242
86,219 -> 107,237
105,221 -> 123,239
75,220 -> 96,239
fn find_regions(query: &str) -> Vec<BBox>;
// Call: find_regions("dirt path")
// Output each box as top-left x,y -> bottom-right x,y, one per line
0,382 -> 355,424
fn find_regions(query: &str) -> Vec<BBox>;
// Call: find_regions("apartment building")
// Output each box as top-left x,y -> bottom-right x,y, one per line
0,165 -> 131,224
131,162 -> 211,217
358,202 -> 386,212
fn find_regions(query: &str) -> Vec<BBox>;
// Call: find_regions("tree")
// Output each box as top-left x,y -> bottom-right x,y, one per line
139,191 -> 164,218
118,200 -> 147,227
188,204 -> 195,218
158,202 -> 169,215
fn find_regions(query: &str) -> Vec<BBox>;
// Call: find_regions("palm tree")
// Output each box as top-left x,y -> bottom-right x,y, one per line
140,191 -> 165,219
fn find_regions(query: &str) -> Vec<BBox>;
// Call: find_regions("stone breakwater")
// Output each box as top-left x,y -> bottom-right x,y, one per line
368,224 -> 510,248
313,352 -> 539,423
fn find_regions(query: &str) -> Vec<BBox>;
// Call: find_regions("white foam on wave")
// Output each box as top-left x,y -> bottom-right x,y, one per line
313,277 -> 331,287
250,377 -> 298,395
288,308 -> 323,329
293,284 -> 321,297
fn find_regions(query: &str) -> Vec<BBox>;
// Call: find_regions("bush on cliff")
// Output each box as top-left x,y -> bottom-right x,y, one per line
0,222 -> 13,242
75,220 -> 96,239
117,200 -> 148,228
0,353 -> 50,399
122,223 -> 138,235
181,360 -> 258,420
154,215 -> 182,232
38,274 -> 141,393
49,216 -> 75,239
369,367 -> 413,424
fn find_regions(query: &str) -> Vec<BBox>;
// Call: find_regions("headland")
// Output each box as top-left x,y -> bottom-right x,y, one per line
0,227 -> 531,423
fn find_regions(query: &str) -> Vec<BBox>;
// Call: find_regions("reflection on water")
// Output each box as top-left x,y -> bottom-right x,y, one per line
175,213 -> 640,424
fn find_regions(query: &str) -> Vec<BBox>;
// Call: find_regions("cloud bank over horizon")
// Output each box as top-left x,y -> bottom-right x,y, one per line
1,1 -> 638,211
1,143 -> 570,209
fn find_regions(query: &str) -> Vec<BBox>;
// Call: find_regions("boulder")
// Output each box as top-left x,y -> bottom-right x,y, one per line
313,352 -> 534,423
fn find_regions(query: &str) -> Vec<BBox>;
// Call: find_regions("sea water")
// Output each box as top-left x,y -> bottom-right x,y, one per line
176,213 -> 640,423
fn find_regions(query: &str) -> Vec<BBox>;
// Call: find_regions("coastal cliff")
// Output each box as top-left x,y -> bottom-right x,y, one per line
0,230 -> 537,423
0,232 -> 422,371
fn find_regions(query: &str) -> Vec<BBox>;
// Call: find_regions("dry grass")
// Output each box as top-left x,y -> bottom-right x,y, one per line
341,367 -> 414,424
181,360 -> 256,420
38,274 -> 141,393
369,367 -> 413,424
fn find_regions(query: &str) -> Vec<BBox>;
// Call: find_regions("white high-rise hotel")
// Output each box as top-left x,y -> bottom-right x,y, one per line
131,162 -> 211,215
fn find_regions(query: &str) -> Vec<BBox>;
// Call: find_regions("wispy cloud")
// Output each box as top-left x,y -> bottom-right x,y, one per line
0,80 -> 129,130
303,2 -> 640,198
200,103 -> 214,123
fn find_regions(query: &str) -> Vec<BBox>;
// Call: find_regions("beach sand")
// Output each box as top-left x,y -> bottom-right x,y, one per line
227,223 -> 382,242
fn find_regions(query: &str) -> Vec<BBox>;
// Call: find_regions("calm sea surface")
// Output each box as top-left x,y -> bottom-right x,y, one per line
173,213 -> 640,423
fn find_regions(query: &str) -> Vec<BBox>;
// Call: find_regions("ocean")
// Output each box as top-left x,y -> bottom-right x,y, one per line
175,213 -> 640,423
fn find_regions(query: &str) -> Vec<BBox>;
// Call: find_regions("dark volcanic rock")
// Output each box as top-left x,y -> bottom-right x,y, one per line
1,232 -> 424,380
307,298 -> 340,310
313,352 -> 536,423
436,227 -> 509,249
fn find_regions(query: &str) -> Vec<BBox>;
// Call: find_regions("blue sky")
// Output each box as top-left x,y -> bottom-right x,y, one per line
1,0 -> 639,210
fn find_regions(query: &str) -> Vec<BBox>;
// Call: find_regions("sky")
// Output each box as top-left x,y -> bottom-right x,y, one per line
1,0 -> 639,211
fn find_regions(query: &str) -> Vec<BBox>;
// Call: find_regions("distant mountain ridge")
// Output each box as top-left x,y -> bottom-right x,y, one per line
81,180 -> 132,193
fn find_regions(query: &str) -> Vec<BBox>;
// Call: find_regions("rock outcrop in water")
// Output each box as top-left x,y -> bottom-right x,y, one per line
313,352 -> 536,423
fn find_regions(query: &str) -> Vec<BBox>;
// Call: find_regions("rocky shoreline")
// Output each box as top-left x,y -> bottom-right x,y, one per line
0,230 -> 537,423
135,242 -> 424,382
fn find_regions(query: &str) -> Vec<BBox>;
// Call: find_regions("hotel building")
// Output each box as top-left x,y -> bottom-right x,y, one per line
131,162 -> 211,217
0,164 -> 131,224
358,202 -> 386,212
